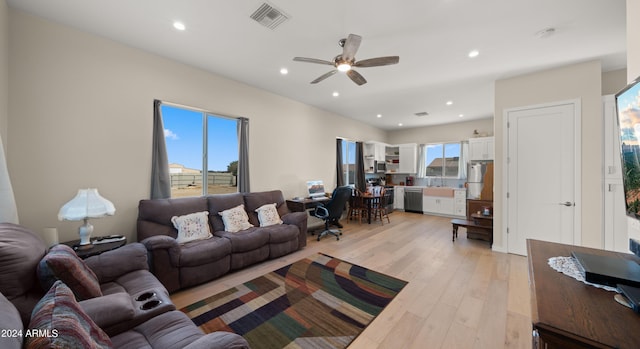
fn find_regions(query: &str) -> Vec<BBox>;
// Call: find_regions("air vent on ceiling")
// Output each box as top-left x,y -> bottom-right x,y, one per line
250,2 -> 289,30
415,112 -> 429,117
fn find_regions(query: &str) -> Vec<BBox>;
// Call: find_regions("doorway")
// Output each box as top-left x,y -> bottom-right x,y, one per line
504,100 -> 581,255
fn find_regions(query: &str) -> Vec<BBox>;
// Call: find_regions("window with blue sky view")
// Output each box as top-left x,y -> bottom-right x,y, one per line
425,142 -> 461,177
162,104 -> 238,196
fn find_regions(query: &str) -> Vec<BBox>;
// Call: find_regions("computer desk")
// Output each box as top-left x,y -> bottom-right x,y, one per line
285,197 -> 330,213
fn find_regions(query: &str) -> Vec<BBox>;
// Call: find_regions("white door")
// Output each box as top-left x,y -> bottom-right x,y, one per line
506,101 -> 580,255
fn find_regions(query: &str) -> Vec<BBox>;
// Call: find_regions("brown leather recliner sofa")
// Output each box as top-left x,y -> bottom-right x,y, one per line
0,223 -> 249,349
137,190 -> 308,293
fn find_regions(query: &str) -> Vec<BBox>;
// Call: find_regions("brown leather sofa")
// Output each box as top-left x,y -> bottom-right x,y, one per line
0,223 -> 249,349
137,190 -> 308,293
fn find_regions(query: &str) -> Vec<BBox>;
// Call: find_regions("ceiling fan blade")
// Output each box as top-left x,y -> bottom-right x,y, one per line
311,70 -> 338,84
353,56 -> 400,68
347,69 -> 367,86
293,57 -> 334,66
342,34 -> 362,62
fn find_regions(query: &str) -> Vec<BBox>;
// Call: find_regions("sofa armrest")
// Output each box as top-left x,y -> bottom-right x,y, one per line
85,243 -> 149,283
182,331 -> 250,349
281,211 -> 308,249
79,292 -> 134,330
140,235 -> 181,267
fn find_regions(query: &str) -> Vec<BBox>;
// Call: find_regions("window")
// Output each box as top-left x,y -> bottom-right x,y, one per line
161,104 -> 239,197
425,142 -> 461,177
341,140 -> 356,185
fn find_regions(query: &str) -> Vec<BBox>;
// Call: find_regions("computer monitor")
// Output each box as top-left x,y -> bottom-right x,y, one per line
306,180 -> 326,198
615,75 -> 640,257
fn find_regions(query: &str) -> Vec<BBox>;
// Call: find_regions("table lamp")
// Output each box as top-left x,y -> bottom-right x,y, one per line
58,188 -> 116,246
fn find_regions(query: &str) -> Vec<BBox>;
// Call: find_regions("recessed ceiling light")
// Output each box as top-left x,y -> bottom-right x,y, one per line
398,123 -> 403,127
459,114 -> 464,118
173,22 -> 186,31
280,68 -> 288,75
377,114 -> 382,118
446,101 -> 453,106
468,50 -> 479,58
332,92 -> 339,97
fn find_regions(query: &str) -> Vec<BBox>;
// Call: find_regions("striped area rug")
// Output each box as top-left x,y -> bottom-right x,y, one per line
180,253 -> 408,349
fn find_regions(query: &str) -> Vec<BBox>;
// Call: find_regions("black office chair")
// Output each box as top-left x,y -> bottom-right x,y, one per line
312,186 -> 352,241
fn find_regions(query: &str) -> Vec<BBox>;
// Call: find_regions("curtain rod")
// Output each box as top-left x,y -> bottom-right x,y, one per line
157,99 -> 245,121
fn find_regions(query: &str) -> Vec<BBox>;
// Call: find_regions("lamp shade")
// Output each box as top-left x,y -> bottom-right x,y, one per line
58,188 -> 116,221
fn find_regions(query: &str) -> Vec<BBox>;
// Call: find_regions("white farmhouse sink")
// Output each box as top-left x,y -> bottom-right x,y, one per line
423,187 -> 455,197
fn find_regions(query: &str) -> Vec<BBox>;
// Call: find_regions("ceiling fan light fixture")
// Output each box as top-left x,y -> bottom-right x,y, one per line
337,63 -> 351,72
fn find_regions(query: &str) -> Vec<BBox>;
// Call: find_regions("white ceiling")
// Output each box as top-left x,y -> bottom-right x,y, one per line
7,0 -> 627,130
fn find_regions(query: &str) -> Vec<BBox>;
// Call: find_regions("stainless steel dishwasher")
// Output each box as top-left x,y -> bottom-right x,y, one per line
404,187 -> 423,213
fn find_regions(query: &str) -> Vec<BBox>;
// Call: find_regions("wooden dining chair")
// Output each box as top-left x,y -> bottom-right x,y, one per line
347,189 -> 368,224
371,188 -> 391,225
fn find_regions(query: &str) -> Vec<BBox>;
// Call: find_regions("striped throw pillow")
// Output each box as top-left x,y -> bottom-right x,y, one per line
25,280 -> 112,348
38,244 -> 102,300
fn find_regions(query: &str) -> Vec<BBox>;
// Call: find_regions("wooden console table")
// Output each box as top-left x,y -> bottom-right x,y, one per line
527,239 -> 640,348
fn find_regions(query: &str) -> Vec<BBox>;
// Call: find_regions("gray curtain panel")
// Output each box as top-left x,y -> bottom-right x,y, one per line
150,100 -> 171,199
355,141 -> 366,192
336,139 -> 344,187
237,117 -> 250,193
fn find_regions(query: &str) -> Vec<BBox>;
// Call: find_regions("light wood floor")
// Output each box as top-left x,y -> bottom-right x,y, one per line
171,211 -> 532,349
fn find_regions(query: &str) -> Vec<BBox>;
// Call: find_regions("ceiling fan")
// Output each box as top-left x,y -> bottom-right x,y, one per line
293,34 -> 399,86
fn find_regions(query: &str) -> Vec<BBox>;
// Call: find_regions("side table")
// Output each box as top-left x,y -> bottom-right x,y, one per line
61,235 -> 127,259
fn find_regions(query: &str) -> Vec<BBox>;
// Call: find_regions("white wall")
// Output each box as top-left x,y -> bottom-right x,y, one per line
7,9 -> 386,243
387,118 -> 493,145
602,69 -> 627,95
494,60 -> 603,251
628,0 -> 640,82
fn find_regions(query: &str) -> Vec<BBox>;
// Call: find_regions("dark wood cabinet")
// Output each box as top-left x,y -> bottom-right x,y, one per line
466,199 -> 493,243
466,199 -> 492,218
528,239 -> 640,349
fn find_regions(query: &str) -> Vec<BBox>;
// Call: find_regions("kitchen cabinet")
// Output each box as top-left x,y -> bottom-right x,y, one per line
468,137 -> 494,160
385,143 -> 417,174
385,146 -> 400,173
423,195 -> 454,216
453,189 -> 466,217
602,95 -> 628,252
398,143 -> 417,173
364,141 -> 387,173
394,186 -> 405,210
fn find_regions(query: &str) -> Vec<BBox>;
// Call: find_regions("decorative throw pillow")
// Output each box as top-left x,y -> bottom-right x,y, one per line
37,244 -> 102,301
219,204 -> 254,233
255,203 -> 283,227
25,280 -> 112,349
171,211 -> 213,244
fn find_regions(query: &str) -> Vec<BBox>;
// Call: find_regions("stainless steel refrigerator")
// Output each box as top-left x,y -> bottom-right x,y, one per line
467,161 -> 491,199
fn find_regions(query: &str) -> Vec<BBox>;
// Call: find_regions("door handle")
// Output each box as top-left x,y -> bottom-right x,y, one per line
559,201 -> 574,207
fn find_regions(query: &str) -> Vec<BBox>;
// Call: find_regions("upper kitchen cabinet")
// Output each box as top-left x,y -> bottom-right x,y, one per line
364,141 -> 387,173
386,143 -> 417,174
468,136 -> 494,160
398,143 -> 417,173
